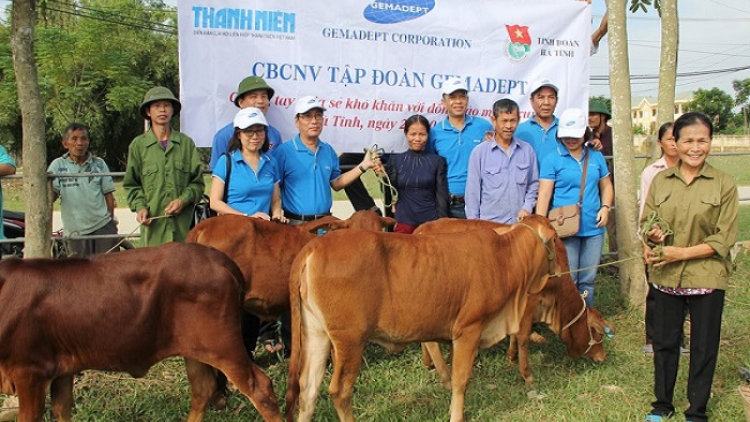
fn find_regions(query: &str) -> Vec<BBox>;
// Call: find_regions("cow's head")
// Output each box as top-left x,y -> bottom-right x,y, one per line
561,296 -> 615,362
584,306 -> 615,362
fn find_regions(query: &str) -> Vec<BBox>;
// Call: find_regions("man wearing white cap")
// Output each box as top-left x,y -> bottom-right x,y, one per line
427,77 -> 493,219
517,79 -> 601,167
273,96 -> 376,224
515,79 -> 562,166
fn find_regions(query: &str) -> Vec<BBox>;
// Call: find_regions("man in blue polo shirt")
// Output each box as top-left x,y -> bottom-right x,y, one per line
516,79 -> 602,167
274,96 -> 376,224
210,76 -> 283,170
515,79 -> 561,166
427,77 -> 493,218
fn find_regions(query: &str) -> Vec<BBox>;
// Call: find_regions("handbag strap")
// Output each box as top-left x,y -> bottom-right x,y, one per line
577,147 -> 589,206
222,152 -> 232,202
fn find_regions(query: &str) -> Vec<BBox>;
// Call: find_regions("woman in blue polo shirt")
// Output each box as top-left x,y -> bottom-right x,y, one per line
209,107 -> 284,221
535,108 -> 613,307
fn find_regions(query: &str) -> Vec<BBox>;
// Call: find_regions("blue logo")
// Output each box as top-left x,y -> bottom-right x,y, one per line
364,0 -> 435,24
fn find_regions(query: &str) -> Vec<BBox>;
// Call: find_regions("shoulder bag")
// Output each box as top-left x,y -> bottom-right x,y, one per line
547,148 -> 589,238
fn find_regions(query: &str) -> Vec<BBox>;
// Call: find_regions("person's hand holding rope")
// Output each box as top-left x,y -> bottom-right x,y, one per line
641,211 -> 675,267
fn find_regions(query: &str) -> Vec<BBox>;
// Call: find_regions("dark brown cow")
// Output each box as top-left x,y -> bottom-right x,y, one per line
186,211 -> 396,319
414,218 -> 614,386
285,215 -> 560,422
0,243 -> 281,422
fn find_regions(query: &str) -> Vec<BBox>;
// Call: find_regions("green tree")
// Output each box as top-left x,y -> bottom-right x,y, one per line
687,88 -> 735,133
0,0 -> 178,170
733,78 -> 750,135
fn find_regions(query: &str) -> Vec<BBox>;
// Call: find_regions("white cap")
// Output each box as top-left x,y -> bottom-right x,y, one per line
233,107 -> 268,130
294,96 -> 327,115
557,108 -> 587,138
529,79 -> 559,97
441,77 -> 468,96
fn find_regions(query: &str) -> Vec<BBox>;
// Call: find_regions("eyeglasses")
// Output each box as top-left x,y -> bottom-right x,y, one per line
298,113 -> 325,122
240,128 -> 265,137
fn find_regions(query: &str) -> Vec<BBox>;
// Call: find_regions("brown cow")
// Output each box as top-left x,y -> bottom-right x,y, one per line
0,243 -> 281,422
414,218 -> 615,386
285,215 -> 560,422
186,211 -> 396,320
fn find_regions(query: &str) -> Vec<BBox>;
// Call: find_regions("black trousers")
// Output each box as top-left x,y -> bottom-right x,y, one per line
650,288 -> 724,422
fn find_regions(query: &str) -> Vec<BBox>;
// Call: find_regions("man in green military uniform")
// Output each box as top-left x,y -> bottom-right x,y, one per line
124,87 -> 204,246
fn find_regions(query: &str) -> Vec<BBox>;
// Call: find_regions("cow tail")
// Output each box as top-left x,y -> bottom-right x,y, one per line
284,255 -> 306,422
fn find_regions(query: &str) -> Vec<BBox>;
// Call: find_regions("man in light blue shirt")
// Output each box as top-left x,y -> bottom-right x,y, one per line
274,96 -> 375,223
465,99 -> 539,224
515,79 -> 560,166
427,77 -> 493,218
48,123 -> 118,256
210,76 -> 283,170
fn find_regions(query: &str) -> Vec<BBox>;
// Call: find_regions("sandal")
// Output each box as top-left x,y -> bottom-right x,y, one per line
264,339 -> 284,354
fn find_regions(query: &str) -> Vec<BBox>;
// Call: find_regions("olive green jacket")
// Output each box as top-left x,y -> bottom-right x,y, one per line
123,130 -> 204,246
641,162 -> 738,290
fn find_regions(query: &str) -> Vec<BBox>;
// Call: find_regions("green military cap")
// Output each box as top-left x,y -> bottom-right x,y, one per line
140,86 -> 181,120
235,76 -> 275,107
589,99 -> 611,118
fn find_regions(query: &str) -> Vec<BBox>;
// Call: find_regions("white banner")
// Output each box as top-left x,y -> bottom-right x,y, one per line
178,0 -> 591,151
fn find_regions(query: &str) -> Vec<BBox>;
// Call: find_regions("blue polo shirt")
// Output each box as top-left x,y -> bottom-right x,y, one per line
210,122 -> 283,170
540,144 -> 609,237
0,146 -> 15,239
274,135 -> 342,215
213,150 -> 279,216
427,115 -> 493,196
515,116 -> 559,167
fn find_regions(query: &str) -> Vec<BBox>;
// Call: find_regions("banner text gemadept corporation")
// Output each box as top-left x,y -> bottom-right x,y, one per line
178,0 -> 591,151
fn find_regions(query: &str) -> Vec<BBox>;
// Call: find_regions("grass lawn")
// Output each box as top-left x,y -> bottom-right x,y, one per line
2,209 -> 747,421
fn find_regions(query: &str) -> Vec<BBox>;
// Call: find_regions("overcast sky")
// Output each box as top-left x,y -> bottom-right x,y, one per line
3,0 -> 749,101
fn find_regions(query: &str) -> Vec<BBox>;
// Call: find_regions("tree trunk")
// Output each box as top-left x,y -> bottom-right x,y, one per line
11,0 -> 52,258
655,0 -> 678,152
607,0 -> 646,309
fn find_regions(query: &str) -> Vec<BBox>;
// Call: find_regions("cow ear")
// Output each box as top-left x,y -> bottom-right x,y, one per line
588,312 -> 616,338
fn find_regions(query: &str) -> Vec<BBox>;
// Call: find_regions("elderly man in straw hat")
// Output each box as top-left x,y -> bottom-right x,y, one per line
123,86 -> 205,246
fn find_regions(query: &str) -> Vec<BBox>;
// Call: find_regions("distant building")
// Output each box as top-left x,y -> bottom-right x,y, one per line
631,92 -> 693,134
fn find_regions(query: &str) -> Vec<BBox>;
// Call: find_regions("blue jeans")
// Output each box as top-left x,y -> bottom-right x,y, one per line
562,233 -> 604,307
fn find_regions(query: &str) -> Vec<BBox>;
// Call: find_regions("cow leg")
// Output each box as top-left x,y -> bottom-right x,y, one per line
217,359 -> 281,422
50,375 -> 74,422
448,330 -> 482,422
421,343 -> 433,368
328,340 -> 365,422
297,329 -> 331,422
508,335 -> 519,364
14,372 -> 48,422
185,358 -> 216,422
423,342 -> 451,389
